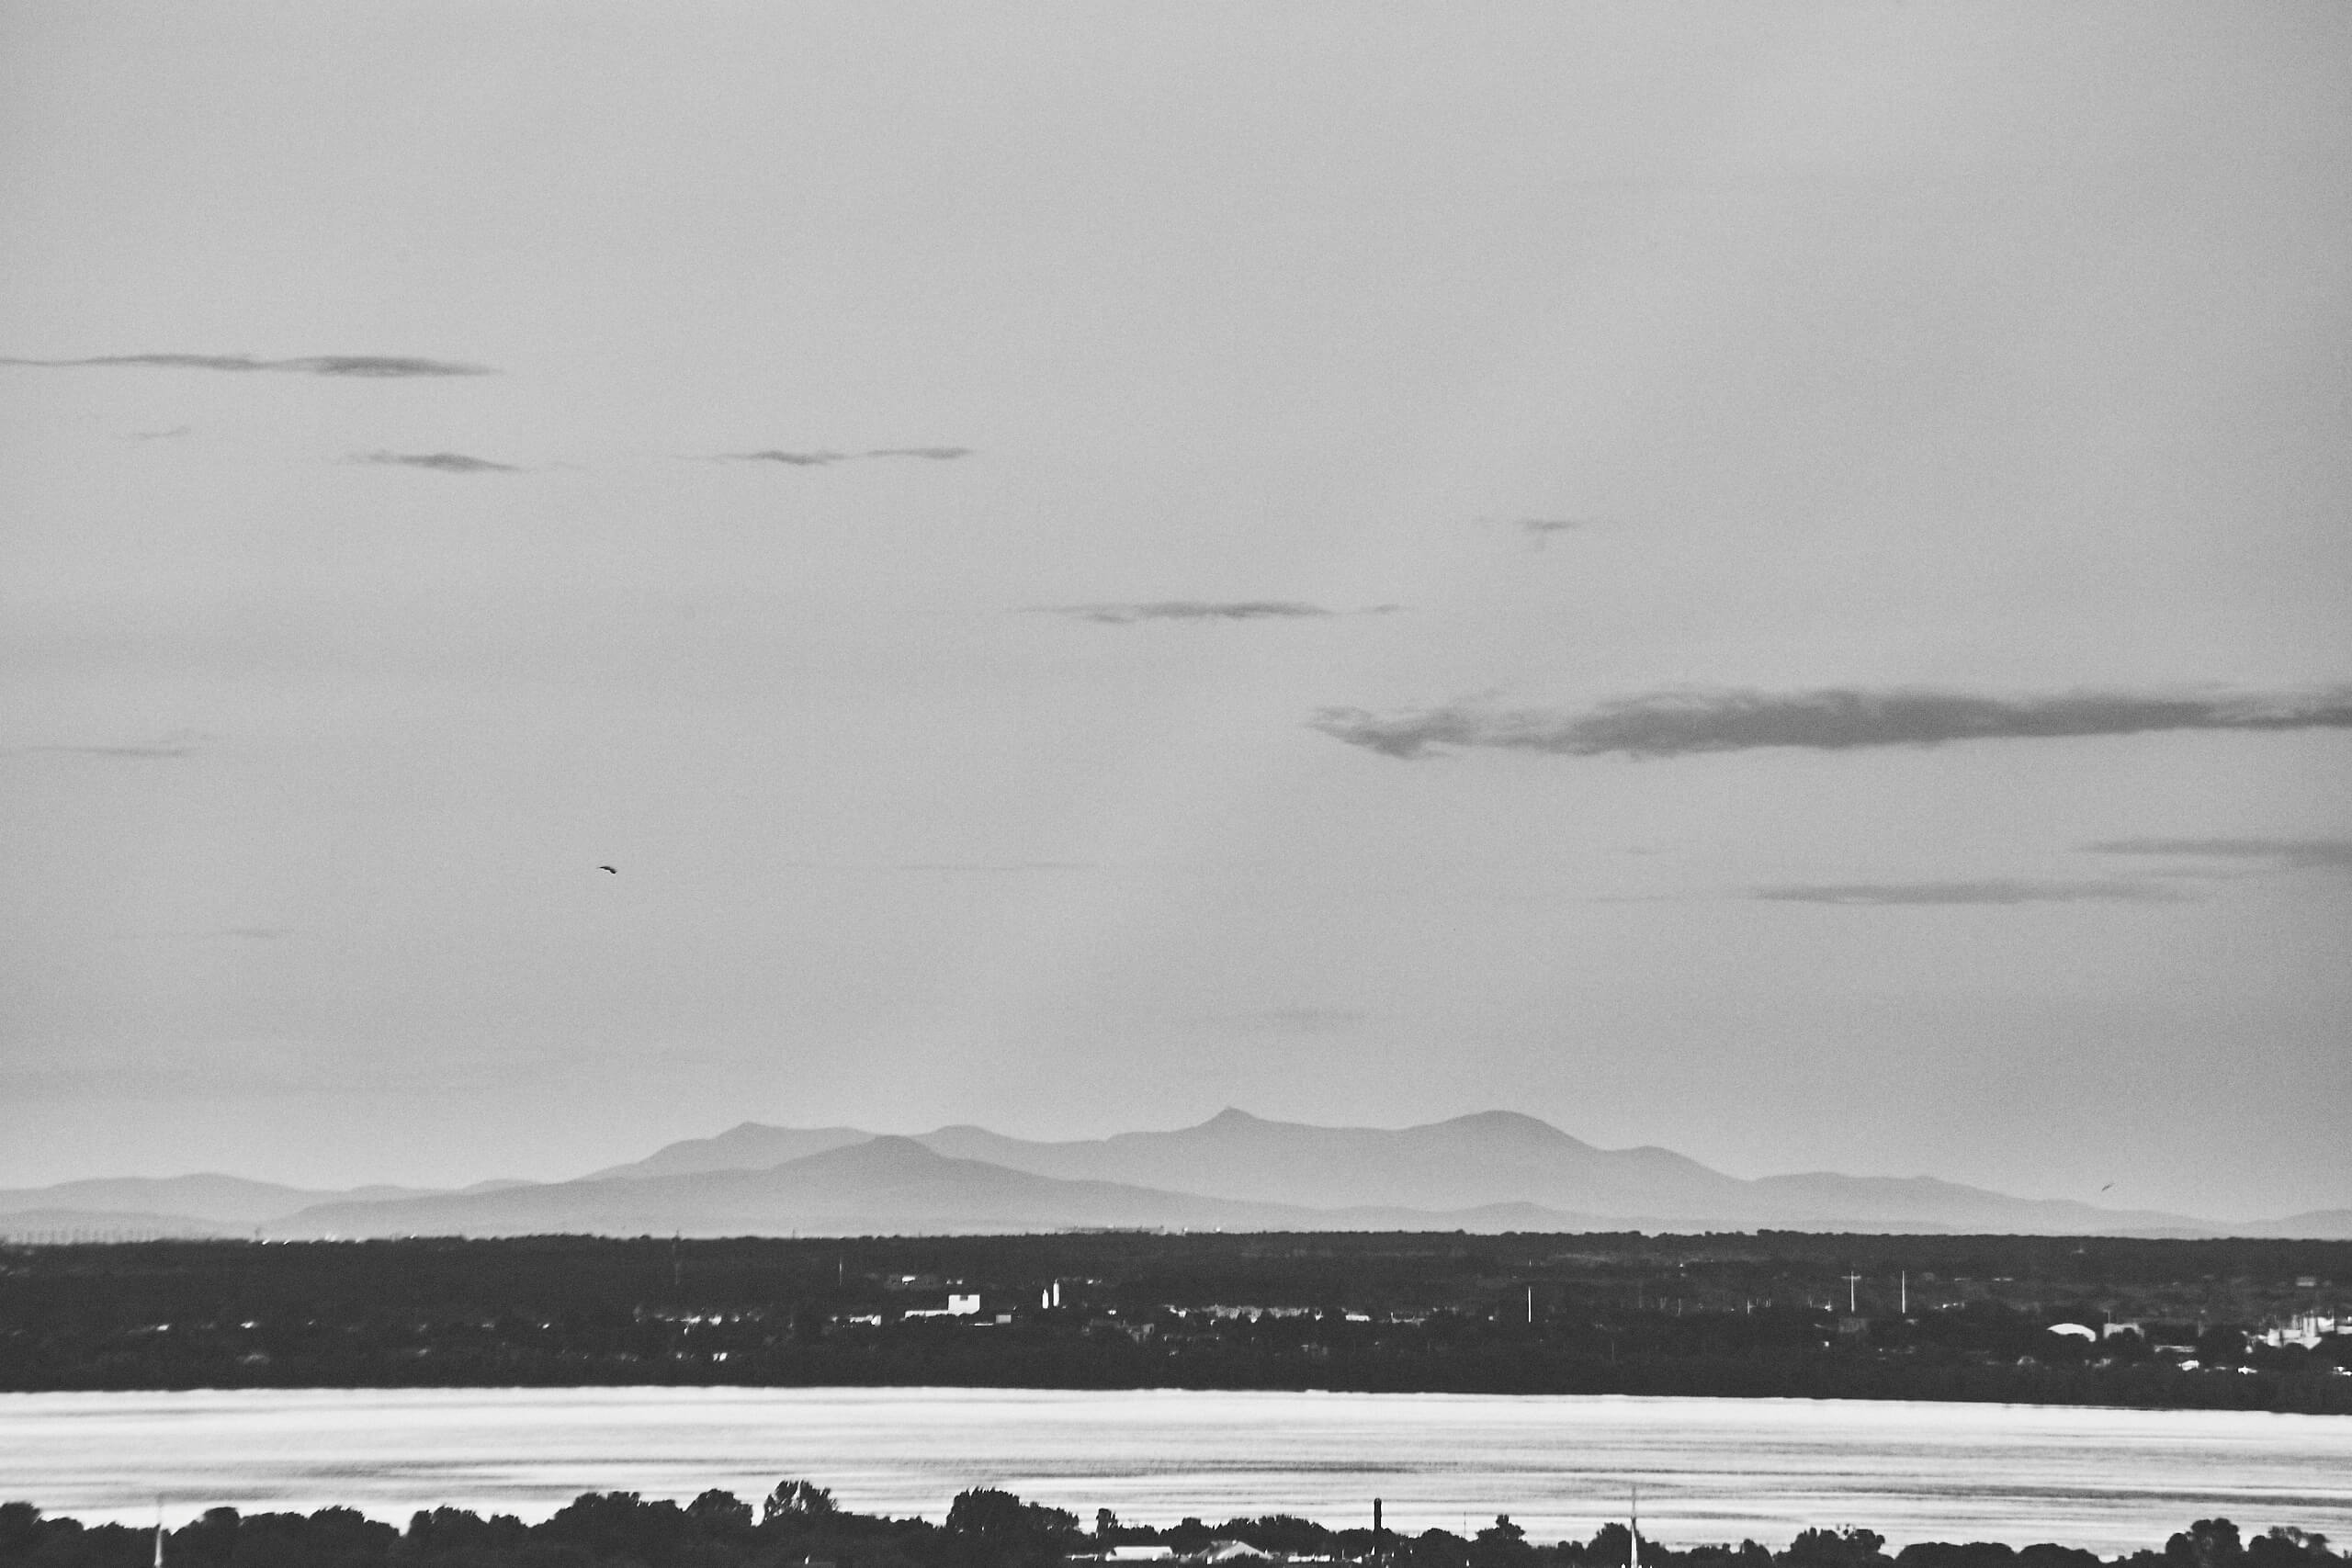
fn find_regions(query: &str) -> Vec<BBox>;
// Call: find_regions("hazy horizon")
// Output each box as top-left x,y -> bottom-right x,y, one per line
4,4 -> 2347,1218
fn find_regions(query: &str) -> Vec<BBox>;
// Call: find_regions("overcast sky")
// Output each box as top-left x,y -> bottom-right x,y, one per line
3,2 -> 2346,1221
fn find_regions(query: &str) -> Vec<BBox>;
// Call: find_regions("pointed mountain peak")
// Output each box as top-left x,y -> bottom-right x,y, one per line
1204,1107 -> 1263,1126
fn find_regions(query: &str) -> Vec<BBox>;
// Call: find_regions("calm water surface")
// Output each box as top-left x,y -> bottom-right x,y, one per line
4,1387 -> 2348,1554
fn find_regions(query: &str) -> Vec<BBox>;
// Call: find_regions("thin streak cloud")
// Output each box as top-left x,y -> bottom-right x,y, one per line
770,859 -> 1094,874
888,861 -> 1093,874
0,354 -> 492,377
718,446 -> 971,467
17,744 -> 199,760
1224,1007 -> 1368,1035
2082,838 -> 2352,874
724,449 -> 849,466
5,730 -> 211,760
350,451 -> 521,474
1752,880 -> 2190,906
1038,601 -> 1400,625
1518,517 -> 1596,548
120,926 -> 289,942
1309,685 -> 2352,761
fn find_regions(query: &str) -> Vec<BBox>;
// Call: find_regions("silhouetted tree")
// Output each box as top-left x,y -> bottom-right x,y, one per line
1786,1528 -> 1890,1568
401,1504 -> 532,1557
2247,1529 -> 2334,1568
688,1490 -> 755,1537
1472,1517 -> 1534,1568
763,1480 -> 839,1529
1896,1543 -> 2014,1568
944,1489 -> 1080,1568
0,1503 -> 42,1560
2168,1521 -> 2245,1568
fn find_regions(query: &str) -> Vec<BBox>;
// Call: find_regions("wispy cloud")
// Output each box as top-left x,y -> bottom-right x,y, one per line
1310,685 -> 2352,761
350,450 -> 521,474
718,446 -> 970,467
2082,838 -> 2352,874
1752,879 -> 2190,906
1,354 -> 492,377
1037,601 -> 1400,626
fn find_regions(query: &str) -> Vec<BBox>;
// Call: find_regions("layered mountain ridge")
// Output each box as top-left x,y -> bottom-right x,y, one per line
12,1108 -> 2346,1240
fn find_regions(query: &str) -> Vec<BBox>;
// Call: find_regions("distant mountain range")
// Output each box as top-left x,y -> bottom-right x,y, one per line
6,1110 -> 2347,1241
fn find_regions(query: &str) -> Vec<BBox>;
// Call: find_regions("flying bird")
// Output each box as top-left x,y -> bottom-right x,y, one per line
2099,1182 -> 2114,1192
599,865 -> 616,874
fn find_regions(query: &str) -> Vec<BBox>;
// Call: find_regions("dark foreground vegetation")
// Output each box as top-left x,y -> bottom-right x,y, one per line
4,1233 -> 2347,1410
0,1483 -> 2342,1568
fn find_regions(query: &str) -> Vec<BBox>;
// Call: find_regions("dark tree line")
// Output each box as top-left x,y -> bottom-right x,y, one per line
0,1484 -> 2339,1568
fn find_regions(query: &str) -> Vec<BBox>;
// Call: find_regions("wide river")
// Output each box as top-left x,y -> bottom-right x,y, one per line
4,1388 -> 2349,1554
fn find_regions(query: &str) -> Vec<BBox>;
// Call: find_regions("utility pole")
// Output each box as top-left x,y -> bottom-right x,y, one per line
1629,1483 -> 1640,1568
1844,1271 -> 1862,1314
1900,1271 -> 1907,1314
1526,1285 -> 1534,1325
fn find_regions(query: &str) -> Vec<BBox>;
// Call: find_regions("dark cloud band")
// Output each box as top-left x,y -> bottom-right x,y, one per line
2082,837 -> 2352,873
1310,685 -> 2352,761
1,354 -> 492,377
351,451 -> 520,474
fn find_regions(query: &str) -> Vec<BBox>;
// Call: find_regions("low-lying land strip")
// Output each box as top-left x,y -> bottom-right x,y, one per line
3,1234 -> 2346,1410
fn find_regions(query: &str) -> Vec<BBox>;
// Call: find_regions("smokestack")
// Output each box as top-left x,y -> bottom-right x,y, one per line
1374,1498 -> 1384,1557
